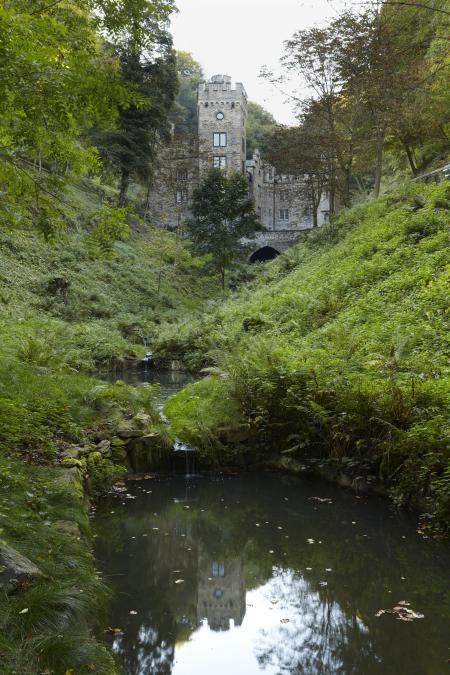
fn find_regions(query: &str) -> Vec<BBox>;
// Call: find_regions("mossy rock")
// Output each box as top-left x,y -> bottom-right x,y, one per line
0,542 -> 43,593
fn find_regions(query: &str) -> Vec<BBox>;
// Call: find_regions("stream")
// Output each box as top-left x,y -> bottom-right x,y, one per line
93,371 -> 450,675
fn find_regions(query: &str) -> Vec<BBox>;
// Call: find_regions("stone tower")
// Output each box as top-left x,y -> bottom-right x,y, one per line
197,75 -> 247,179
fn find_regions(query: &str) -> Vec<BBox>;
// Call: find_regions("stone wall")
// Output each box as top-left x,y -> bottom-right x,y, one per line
198,74 -> 247,177
148,74 -> 330,240
147,135 -> 199,230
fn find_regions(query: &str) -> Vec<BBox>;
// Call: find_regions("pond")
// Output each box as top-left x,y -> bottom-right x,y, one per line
93,473 -> 450,675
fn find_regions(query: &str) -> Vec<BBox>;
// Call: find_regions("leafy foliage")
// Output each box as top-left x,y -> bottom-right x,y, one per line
246,102 -> 277,158
170,51 -> 205,135
163,181 -> 450,532
187,169 -> 261,288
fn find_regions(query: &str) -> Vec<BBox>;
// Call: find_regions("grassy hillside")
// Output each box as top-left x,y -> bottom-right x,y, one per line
163,181 -> 450,532
0,221 -> 219,371
0,217 -> 220,673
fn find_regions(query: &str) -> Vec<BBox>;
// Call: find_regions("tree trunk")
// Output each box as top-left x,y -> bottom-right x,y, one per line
118,168 -> 130,207
329,161 -> 336,216
402,141 -> 418,176
373,127 -> 385,198
313,204 -> 318,228
342,165 -> 352,208
221,266 -> 226,291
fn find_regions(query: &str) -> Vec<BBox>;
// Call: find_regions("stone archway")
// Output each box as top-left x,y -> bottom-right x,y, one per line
249,246 -> 280,263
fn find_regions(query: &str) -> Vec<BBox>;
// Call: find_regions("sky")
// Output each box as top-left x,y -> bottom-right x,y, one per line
170,0 -> 347,124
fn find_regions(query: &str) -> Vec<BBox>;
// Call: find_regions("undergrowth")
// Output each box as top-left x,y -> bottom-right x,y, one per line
162,181 -> 450,534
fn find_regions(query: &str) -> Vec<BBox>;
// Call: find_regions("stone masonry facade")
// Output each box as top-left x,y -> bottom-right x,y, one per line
148,74 -> 330,257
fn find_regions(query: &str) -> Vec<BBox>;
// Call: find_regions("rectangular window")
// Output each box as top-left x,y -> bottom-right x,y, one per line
213,156 -> 227,169
279,190 -> 288,202
176,189 -> 188,204
279,208 -> 289,221
176,168 -> 188,182
213,132 -> 227,147
212,561 -> 225,577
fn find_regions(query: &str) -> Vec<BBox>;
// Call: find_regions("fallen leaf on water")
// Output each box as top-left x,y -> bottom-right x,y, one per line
307,538 -> 315,544
174,579 -> 185,584
309,497 -> 332,504
19,608 -> 29,614
269,550 -> 274,554
129,610 -> 138,615
375,603 -> 423,621
325,568 -> 332,572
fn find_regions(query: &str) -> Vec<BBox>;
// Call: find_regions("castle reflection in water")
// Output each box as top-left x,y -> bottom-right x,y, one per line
197,552 -> 246,631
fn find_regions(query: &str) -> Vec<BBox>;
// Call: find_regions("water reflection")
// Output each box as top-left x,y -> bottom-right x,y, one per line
197,552 -> 246,631
94,475 -> 450,675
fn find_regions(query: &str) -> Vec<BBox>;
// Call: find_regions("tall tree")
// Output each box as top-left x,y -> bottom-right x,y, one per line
0,0 -> 176,232
246,102 -> 278,159
171,51 -> 204,136
187,169 -> 260,289
268,120 -> 329,226
94,24 -> 178,206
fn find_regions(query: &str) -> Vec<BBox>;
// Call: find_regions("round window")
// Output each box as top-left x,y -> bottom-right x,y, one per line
216,111 -> 224,120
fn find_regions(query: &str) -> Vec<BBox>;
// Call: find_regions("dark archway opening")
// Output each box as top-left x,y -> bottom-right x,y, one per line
249,246 -> 280,263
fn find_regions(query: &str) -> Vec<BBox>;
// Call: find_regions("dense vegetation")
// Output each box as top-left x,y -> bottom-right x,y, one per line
163,180 -> 450,533
0,0 -> 448,672
264,1 -> 449,210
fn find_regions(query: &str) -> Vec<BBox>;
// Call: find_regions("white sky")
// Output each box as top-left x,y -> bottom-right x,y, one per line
170,0 -> 347,124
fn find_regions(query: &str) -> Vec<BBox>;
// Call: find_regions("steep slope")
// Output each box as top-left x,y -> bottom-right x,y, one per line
163,181 -> 450,531
0,222 -> 219,674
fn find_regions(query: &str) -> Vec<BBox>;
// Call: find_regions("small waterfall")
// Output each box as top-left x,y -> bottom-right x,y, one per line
172,440 -> 199,478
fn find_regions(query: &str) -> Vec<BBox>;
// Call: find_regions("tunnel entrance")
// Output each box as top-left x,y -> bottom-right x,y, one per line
249,246 -> 280,263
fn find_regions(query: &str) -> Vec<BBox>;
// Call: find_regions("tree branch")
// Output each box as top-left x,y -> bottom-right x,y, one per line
376,1 -> 450,15
29,0 -> 65,16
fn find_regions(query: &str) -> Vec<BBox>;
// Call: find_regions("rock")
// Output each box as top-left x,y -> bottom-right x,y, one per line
53,520 -> 81,538
0,543 -> 43,593
62,447 -> 82,460
60,457 -> 85,469
116,428 -> 143,439
96,439 -> 111,453
132,412 -> 152,428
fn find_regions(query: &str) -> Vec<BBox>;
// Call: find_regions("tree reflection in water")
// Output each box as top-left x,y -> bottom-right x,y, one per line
94,475 -> 450,675
255,569 -> 374,674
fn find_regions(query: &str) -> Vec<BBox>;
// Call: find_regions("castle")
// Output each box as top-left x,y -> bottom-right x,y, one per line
149,74 -> 330,261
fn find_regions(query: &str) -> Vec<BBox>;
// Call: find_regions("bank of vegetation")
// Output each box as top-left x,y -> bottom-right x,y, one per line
0,213 -> 223,673
163,180 -> 450,533
0,0 -> 449,672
